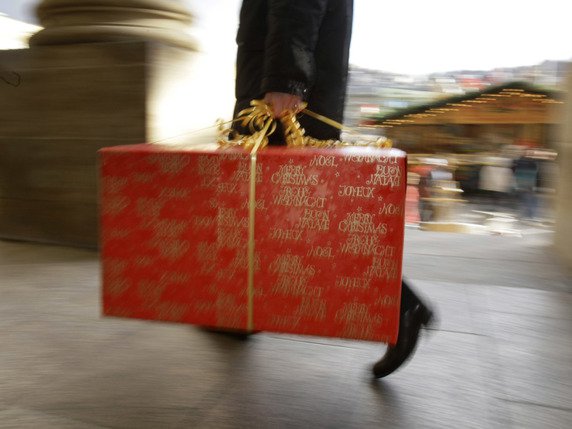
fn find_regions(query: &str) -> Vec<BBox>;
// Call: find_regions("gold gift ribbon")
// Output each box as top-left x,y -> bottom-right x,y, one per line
246,118 -> 273,331
217,100 -> 392,331
217,100 -> 393,150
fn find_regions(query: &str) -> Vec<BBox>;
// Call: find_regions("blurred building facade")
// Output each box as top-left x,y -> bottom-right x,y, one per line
344,61 -> 568,132
366,81 -> 563,155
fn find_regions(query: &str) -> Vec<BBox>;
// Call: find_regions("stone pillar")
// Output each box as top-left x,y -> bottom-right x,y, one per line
554,66 -> 572,270
0,0 -> 208,247
29,0 -> 195,49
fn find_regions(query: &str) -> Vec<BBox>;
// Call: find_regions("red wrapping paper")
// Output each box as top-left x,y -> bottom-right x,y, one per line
100,144 -> 406,343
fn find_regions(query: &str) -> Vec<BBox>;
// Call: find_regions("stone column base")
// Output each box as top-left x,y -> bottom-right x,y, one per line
0,41 -> 219,247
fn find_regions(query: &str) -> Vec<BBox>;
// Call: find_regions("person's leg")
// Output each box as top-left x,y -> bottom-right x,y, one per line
528,191 -> 538,220
519,190 -> 531,219
373,278 -> 435,378
520,190 -> 538,220
400,278 -> 422,310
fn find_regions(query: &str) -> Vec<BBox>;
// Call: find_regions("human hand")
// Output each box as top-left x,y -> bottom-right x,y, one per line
263,92 -> 303,118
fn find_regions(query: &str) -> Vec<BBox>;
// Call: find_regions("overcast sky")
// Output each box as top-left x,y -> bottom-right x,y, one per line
4,0 -> 572,75
350,0 -> 572,74
190,0 -> 572,75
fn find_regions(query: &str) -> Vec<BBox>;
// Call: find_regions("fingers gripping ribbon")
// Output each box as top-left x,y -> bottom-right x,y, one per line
218,99 -> 393,152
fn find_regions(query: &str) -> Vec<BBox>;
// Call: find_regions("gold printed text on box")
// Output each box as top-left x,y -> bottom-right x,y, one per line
253,148 -> 406,342
100,145 -> 406,343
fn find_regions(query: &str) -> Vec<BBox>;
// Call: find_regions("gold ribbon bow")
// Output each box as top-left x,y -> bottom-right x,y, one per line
218,99 -> 393,151
217,99 -> 304,151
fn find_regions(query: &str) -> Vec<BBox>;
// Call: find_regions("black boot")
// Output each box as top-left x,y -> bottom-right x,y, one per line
373,281 -> 435,378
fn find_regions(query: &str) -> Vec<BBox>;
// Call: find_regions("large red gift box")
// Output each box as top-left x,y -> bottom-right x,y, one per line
100,144 -> 407,343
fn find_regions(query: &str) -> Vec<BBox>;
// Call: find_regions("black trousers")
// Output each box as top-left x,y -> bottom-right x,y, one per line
401,279 -> 423,313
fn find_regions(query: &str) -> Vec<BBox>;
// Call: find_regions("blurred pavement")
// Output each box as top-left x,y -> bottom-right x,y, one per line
1,228 -> 571,428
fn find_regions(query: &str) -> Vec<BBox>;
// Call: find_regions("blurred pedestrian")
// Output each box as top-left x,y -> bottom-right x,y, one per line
478,156 -> 515,211
416,158 -> 451,222
232,0 -> 435,378
513,151 -> 539,220
405,172 -> 421,224
414,163 -> 434,221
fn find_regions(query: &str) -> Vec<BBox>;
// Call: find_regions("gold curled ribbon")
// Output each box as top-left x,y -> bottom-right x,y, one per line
218,99 -> 392,150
